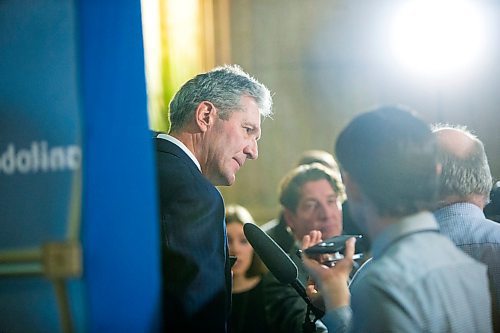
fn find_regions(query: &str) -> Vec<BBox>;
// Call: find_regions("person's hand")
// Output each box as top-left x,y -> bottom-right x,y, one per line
303,230 -> 326,310
306,275 -> 326,312
302,230 -> 355,310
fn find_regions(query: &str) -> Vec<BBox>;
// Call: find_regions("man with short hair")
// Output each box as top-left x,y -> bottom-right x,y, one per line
262,150 -> 343,260
302,106 -> 492,332
155,65 -> 272,332
263,162 -> 346,333
262,149 -> 371,257
433,125 -> 500,325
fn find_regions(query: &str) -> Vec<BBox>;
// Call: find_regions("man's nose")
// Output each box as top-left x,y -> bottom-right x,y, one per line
316,203 -> 328,219
244,139 -> 258,160
229,245 -> 239,255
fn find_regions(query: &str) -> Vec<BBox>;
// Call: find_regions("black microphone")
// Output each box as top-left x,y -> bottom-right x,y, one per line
243,223 -> 324,318
243,223 -> 297,283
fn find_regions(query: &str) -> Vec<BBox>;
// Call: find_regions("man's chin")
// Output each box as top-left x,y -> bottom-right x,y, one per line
228,170 -> 238,185
220,174 -> 236,187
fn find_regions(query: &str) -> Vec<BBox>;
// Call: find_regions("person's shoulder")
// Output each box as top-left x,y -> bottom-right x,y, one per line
155,137 -> 184,158
155,152 -> 210,197
155,139 -> 200,172
446,204 -> 500,242
360,233 -> 452,286
261,216 -> 295,252
475,217 -> 500,243
260,218 -> 280,232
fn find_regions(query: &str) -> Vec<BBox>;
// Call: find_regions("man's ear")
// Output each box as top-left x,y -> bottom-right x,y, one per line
195,101 -> 217,132
342,172 -> 362,202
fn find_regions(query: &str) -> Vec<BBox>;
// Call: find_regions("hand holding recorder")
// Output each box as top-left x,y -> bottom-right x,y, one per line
301,231 -> 357,310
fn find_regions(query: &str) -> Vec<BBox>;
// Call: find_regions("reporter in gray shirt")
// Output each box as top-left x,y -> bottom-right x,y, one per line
302,106 -> 492,332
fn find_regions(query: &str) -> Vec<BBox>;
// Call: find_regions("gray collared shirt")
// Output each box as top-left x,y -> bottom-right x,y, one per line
323,211 -> 492,332
434,202 -> 500,319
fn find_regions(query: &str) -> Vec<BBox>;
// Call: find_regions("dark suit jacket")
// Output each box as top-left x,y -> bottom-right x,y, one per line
155,137 -> 231,332
261,207 -> 369,333
260,213 -> 295,254
261,214 -> 326,333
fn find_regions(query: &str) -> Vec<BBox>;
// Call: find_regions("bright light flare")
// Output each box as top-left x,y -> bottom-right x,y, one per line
389,0 -> 490,81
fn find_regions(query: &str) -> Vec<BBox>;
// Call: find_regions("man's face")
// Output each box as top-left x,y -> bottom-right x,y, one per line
285,179 -> 343,241
203,95 -> 261,186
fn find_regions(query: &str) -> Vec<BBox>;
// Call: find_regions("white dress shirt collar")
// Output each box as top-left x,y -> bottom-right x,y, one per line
157,133 -> 201,171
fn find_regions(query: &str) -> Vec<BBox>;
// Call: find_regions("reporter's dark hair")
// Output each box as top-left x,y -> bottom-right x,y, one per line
335,105 -> 439,217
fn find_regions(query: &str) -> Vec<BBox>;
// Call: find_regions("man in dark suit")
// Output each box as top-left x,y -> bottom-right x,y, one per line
262,163 -> 346,333
154,65 -> 273,332
262,149 -> 371,256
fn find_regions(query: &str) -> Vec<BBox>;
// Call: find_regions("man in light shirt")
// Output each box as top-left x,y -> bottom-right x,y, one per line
433,125 -> 500,328
302,106 -> 492,332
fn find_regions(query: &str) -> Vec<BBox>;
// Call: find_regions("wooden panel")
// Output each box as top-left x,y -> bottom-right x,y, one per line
218,0 -> 500,223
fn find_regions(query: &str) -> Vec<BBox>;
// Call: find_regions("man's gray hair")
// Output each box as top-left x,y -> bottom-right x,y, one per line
168,64 -> 273,132
432,124 -> 493,203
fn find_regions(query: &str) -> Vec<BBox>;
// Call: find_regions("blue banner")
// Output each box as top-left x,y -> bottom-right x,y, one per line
0,0 -> 161,331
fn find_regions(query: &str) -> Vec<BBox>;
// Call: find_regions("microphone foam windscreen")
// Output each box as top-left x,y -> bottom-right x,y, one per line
243,223 -> 298,284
